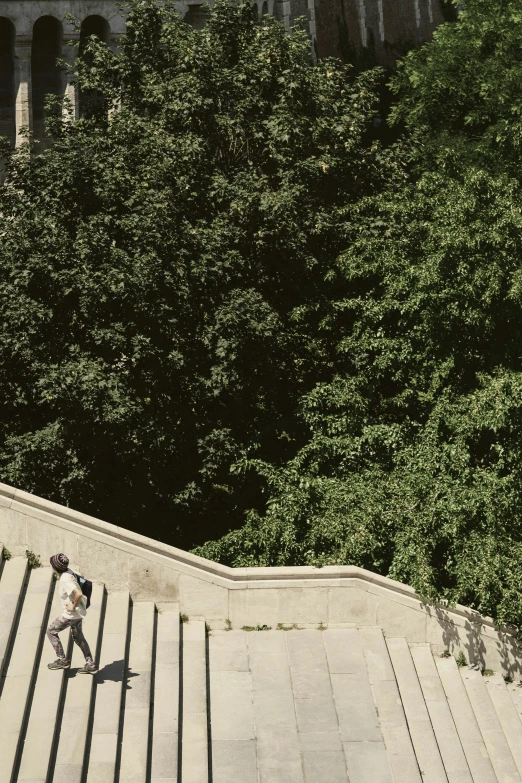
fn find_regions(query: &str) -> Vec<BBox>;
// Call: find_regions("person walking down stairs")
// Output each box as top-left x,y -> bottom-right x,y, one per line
46,552 -> 98,674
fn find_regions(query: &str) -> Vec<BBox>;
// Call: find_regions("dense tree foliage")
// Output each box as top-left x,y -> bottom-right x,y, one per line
0,0 -> 399,547
390,0 -> 522,175
195,0 -> 522,629
4,0 -> 522,628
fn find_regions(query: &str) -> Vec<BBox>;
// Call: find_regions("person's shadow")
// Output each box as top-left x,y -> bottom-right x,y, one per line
70,659 -> 140,689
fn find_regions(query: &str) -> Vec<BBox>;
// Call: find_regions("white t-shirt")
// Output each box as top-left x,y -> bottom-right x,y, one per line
59,569 -> 87,620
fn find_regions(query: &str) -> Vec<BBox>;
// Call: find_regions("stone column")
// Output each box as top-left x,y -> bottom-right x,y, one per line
13,36 -> 32,147
307,0 -> 317,58
62,33 -> 80,122
107,34 -> 122,118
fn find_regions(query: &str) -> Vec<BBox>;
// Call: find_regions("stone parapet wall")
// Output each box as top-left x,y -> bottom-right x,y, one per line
0,480 -> 520,678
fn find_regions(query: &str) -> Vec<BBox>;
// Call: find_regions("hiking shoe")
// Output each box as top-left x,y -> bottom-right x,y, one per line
78,662 -> 98,674
48,659 -> 70,670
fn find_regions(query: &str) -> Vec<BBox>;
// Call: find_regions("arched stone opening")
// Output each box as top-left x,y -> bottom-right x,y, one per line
0,18 -> 15,146
31,16 -> 63,146
79,15 -> 110,119
81,14 -> 110,42
184,5 -> 208,29
262,2 -> 269,15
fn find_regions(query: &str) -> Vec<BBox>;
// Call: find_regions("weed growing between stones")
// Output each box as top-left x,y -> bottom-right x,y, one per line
1,545 -> 11,561
456,651 -> 467,667
25,550 -> 41,569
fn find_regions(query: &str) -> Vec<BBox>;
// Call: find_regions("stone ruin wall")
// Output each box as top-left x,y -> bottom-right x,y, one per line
314,0 -> 444,65
0,0 -> 442,148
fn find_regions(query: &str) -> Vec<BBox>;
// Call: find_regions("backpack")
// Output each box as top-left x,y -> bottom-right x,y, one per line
72,571 -> 93,609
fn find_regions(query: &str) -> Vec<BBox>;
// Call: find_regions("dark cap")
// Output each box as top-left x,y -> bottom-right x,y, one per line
50,553 -> 69,573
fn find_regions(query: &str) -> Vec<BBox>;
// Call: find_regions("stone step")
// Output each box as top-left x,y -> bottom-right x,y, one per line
209,630 -> 256,783
386,637 -> 448,783
0,556 -> 27,676
181,618 -> 209,783
485,672 -> 522,778
506,678 -> 522,730
436,656 -> 497,783
119,601 -> 155,783
4,564 -> 522,783
359,627 -> 422,783
0,565 -> 53,783
151,604 -> 180,783
248,628 -> 303,783
286,629 -> 348,783
460,664 -> 521,783
17,580 -> 66,783
324,628 -> 392,783
85,590 -> 130,783
409,644 -> 472,783
50,582 -> 105,783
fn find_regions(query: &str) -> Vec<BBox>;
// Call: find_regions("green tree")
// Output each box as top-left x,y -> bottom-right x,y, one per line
0,0 -> 399,546
196,0 -> 522,630
389,0 -> 522,175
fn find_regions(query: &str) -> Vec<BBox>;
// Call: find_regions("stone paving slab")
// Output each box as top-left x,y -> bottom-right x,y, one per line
209,630 -> 249,671
331,672 -> 383,742
210,631 -> 256,782
323,628 -> 367,675
287,630 -> 348,782
302,750 -> 347,783
248,630 -> 292,692
324,628 -> 391,782
343,741 -> 393,783
211,669 -> 255,741
249,631 -> 304,783
287,630 -> 333,699
212,739 -> 257,783
0,566 -> 52,783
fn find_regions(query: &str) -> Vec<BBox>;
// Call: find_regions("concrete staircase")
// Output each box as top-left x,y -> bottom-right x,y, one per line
2,547 -> 522,783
